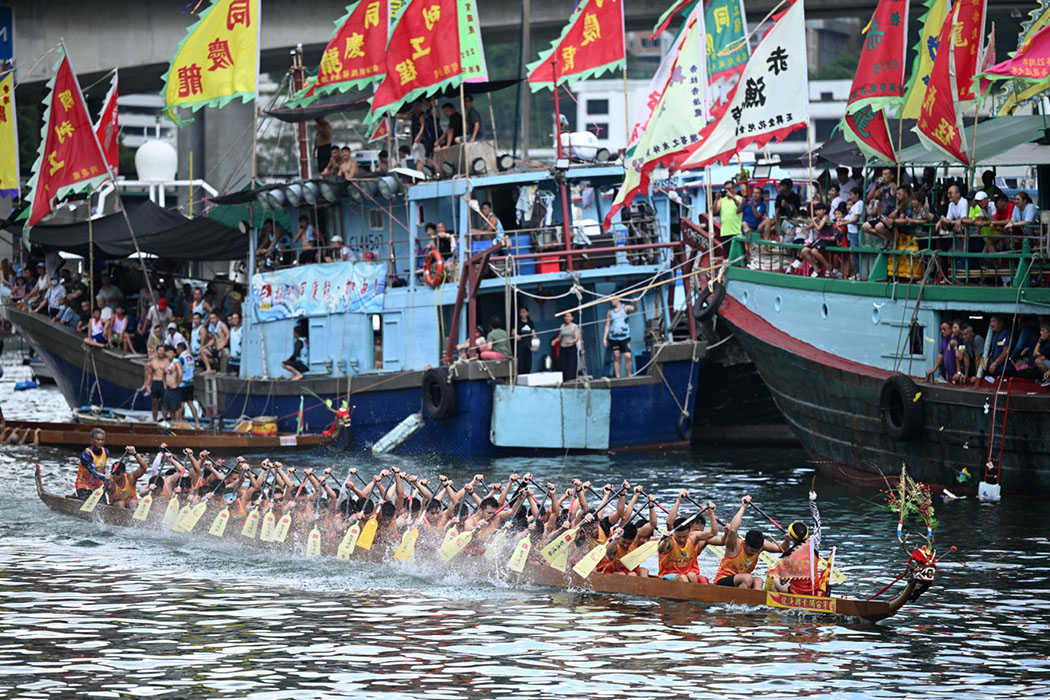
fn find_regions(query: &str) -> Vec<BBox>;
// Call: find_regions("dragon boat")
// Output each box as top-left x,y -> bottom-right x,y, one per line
34,466 -> 937,623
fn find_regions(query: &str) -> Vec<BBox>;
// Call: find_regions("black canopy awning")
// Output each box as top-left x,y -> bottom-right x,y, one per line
5,199 -> 247,260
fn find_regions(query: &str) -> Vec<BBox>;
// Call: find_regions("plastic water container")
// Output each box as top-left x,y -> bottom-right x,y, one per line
559,131 -> 600,161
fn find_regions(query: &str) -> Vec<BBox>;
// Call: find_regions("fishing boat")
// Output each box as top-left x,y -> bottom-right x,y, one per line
33,466 -> 934,623
4,412 -> 348,452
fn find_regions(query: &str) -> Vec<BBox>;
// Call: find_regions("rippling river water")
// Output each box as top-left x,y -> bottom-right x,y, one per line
2,374 -> 1049,698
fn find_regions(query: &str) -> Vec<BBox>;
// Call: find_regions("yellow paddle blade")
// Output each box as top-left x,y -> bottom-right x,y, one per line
438,528 -> 476,562
507,536 -> 531,573
80,486 -> 105,513
441,525 -> 459,548
260,509 -> 277,541
172,503 -> 194,533
337,522 -> 361,559
161,497 -> 181,528
132,493 -> 153,521
183,500 -> 210,533
305,526 -> 322,556
540,527 -> 579,572
484,529 -> 508,561
208,508 -> 230,537
273,513 -> 293,543
356,517 -> 379,550
241,509 -> 261,538
619,539 -> 660,571
572,541 -> 608,579
393,526 -> 420,561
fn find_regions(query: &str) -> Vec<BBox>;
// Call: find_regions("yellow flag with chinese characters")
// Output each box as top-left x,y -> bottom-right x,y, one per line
0,71 -> 19,198
161,0 -> 259,121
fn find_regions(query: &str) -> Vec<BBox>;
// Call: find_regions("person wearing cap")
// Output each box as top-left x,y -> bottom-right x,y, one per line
329,235 -> 355,262
139,297 -> 173,336
707,495 -> 781,589
164,322 -> 187,350
106,446 -> 150,509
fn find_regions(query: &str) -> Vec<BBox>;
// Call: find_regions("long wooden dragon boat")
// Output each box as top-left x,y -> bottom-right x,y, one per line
5,417 -> 348,452
34,466 -> 935,623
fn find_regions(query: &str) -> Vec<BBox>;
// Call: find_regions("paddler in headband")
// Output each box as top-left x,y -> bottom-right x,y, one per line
707,495 -> 782,589
657,491 -> 718,583
772,488 -> 828,596
106,446 -> 150,509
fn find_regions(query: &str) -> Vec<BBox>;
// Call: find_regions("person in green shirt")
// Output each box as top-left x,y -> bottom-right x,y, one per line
713,180 -> 744,253
480,315 -> 511,360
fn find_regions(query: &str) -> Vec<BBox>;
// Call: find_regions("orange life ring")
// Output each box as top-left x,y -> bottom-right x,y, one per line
423,249 -> 445,288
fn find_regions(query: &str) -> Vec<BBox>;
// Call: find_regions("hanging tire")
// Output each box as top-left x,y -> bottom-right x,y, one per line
879,374 -> 924,442
421,367 -> 456,419
677,412 -> 693,441
695,280 -> 726,322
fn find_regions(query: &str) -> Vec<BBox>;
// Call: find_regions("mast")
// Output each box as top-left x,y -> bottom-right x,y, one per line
520,0 -> 532,159
291,45 -> 311,179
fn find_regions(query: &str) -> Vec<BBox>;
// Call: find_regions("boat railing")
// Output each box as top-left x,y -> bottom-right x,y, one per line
730,221 -> 1047,287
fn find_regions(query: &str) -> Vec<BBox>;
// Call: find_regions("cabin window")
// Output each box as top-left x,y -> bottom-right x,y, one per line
908,321 -> 924,355
369,210 -> 385,231
587,99 -> 609,115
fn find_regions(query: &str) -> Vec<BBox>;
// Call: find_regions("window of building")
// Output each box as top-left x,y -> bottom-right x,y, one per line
369,210 -> 384,231
586,99 -> 609,116
588,122 -> 609,139
784,127 -> 807,142
814,118 -> 838,142
820,91 -> 834,101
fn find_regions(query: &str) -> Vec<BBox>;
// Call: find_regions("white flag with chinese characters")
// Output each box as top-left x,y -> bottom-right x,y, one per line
680,0 -> 808,170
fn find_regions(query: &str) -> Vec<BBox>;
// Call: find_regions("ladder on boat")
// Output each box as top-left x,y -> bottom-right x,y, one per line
983,376 -> 1013,491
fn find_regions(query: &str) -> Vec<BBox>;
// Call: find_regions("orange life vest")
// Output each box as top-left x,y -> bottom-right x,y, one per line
597,539 -> 637,574
659,537 -> 700,577
76,447 -> 108,492
715,545 -> 761,581
109,472 -> 137,505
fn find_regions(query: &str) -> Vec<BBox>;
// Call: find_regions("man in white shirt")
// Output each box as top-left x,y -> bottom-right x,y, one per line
939,185 -> 968,232
844,189 -> 865,280
36,276 -> 67,317
164,322 -> 187,350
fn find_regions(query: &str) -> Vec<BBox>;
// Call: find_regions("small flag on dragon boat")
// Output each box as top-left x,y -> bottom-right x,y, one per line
914,4 -> 968,164
996,0 -> 1050,115
367,117 -> 390,142
605,1 -> 707,227
0,70 -> 18,198
367,0 -> 485,122
23,48 -> 112,234
679,0 -> 808,170
526,0 -> 625,91
161,0 -> 260,123
900,0 -> 950,119
290,0 -> 390,107
94,70 -> 120,176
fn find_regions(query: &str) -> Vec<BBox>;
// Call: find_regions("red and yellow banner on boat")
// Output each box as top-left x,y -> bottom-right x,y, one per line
765,591 -> 838,614
0,71 -> 19,198
915,4 -> 968,164
846,0 -> 909,114
526,0 -> 625,90
294,0 -> 389,106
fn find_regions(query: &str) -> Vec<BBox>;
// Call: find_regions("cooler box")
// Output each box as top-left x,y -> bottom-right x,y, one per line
505,233 -> 535,275
516,371 -> 563,386
537,255 -> 561,274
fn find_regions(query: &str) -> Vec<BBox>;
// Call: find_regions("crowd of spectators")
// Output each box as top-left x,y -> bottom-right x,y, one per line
927,314 -> 1050,387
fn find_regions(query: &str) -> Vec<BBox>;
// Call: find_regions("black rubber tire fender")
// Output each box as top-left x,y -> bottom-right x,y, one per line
677,412 -> 693,441
695,280 -> 726,322
421,367 -> 457,419
879,374 -> 924,442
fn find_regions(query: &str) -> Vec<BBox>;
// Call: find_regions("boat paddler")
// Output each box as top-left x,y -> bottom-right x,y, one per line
75,428 -> 109,499
657,491 -> 718,583
708,495 -> 782,589
106,446 -> 150,508
596,488 -> 658,577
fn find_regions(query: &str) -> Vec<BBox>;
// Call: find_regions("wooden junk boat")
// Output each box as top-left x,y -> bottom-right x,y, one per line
5,413 -> 349,452
34,467 -> 935,623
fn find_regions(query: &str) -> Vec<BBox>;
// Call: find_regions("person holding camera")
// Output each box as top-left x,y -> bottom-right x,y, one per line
713,180 -> 744,255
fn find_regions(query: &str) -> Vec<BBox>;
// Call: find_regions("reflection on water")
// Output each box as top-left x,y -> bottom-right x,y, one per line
1,384 -> 1049,698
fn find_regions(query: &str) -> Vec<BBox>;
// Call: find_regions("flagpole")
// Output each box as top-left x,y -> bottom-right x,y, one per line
552,55 -> 573,272
621,0 -> 629,152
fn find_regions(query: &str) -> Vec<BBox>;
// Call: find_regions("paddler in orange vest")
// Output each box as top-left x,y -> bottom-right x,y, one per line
75,428 -> 110,499
596,490 -> 658,577
657,490 -> 718,583
106,446 -> 150,508
772,488 -> 829,596
708,495 -> 782,589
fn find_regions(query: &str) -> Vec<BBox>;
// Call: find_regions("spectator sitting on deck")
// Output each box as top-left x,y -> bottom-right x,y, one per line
282,326 -> 309,381
1005,191 -> 1038,233
110,306 -> 134,353
83,307 -> 107,347
479,316 -> 511,361
954,324 -> 985,384
1034,320 -> 1050,387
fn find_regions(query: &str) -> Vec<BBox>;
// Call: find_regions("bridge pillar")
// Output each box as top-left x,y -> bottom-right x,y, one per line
177,99 -> 255,198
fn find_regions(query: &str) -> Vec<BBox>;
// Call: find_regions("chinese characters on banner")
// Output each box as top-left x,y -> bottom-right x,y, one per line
952,0 -> 987,104
370,0 -> 463,119
309,0 -> 389,101
0,71 -> 18,198
680,0 -> 808,170
162,0 -> 259,118
846,0 -> 909,113
526,0 -> 625,90
915,4 -> 968,163
705,0 -> 749,109
900,0 -> 949,119
457,0 -> 488,82
843,106 -> 897,164
251,261 -> 388,322
93,70 -> 120,176
25,50 -> 112,229
983,21 -> 1050,81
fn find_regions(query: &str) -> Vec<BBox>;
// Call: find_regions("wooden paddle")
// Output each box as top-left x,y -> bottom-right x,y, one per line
161,459 -> 190,529
305,477 -> 326,557
504,484 -> 552,572
132,486 -> 156,521
572,493 -> 652,578
393,484 -> 442,561
273,470 -> 309,543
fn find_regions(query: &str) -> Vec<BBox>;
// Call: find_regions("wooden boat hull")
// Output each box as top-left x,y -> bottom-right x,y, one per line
6,419 -> 347,452
33,467 -> 917,622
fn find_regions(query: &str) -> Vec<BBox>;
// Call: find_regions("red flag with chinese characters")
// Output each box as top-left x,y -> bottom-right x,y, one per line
526,0 -> 625,90
25,50 -> 112,230
915,5 -> 968,164
370,0 -> 462,120
953,0 -> 987,103
367,117 -> 389,142
842,106 -> 896,164
94,70 -> 120,176
846,0 -> 909,114
306,0 -> 389,103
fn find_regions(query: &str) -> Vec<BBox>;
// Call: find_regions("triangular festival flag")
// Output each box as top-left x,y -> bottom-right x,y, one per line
841,106 -> 896,164
995,0 -> 1050,115
915,4 -> 969,164
24,49 -> 112,231
94,70 -> 120,176
0,71 -> 19,198
680,0 -> 808,170
161,0 -> 260,121
526,0 -> 625,91
845,0 -> 908,114
295,0 -> 389,106
900,0 -> 950,120
952,0 -> 987,104
983,19 -> 1050,83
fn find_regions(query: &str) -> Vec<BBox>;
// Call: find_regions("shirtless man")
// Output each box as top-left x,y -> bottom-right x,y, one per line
162,344 -> 183,421
140,345 -> 170,422
707,495 -> 782,589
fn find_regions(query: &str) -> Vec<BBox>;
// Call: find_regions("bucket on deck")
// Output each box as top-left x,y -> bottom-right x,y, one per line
977,480 -> 1002,503
251,416 -> 278,437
